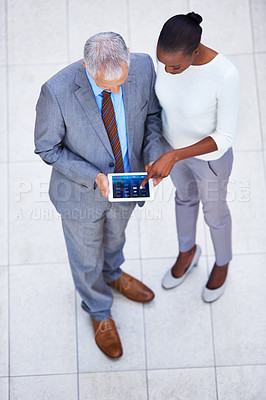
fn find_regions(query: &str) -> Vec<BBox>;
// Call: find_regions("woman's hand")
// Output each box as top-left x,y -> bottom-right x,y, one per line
140,150 -> 178,188
145,161 -> 163,187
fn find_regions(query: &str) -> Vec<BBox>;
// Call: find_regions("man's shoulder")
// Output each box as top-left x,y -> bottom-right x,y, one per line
129,53 -> 154,73
45,60 -> 83,89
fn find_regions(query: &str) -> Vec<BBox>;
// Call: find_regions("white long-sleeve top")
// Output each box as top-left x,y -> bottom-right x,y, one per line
155,54 -> 240,161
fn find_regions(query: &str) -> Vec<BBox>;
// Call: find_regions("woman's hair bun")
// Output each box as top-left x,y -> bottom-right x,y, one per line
187,12 -> 203,25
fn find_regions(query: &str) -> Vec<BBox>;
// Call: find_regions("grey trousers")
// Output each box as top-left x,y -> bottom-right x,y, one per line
62,201 -> 135,321
163,138 -> 234,266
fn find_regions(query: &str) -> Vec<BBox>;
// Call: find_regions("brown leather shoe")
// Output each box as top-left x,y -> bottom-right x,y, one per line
108,272 -> 155,302
92,317 -> 123,358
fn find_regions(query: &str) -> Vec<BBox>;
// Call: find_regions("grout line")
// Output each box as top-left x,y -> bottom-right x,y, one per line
4,0 -> 11,398
138,217 -> 150,400
126,0 -> 132,49
0,148 -> 265,165
248,0 -> 266,185
204,258 -> 219,398
141,277 -> 150,400
64,0 -> 78,394
7,258 -> 142,268
209,301 -> 219,400
1,52 -> 266,69
65,0 -> 71,64
6,362 -> 266,379
0,159 -> 43,164
74,291 -> 80,400
0,148 -> 264,166
6,251 -> 266,269
204,256 -> 219,397
141,252 -> 266,261
213,362 -> 266,369
6,62 -> 69,67
233,148 -> 265,153
225,52 -> 252,58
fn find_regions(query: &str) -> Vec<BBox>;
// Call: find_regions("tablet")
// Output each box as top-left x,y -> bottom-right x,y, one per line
108,172 -> 154,202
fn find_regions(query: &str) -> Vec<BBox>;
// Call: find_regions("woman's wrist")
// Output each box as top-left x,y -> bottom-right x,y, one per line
172,149 -> 182,163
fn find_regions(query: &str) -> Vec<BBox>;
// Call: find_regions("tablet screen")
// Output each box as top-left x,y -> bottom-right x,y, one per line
112,175 -> 150,199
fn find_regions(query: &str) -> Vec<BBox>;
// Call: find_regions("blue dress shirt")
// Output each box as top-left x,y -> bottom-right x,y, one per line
86,70 -> 131,172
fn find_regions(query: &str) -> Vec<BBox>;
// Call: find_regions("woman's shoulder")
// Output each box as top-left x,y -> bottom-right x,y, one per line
204,53 -> 240,87
213,54 -> 239,75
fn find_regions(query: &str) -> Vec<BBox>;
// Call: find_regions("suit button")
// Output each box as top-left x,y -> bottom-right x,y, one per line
109,162 -> 114,167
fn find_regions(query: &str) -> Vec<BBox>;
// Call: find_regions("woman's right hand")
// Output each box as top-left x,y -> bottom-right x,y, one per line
140,150 -> 178,188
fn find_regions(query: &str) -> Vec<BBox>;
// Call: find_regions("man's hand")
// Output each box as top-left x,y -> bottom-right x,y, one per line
140,151 -> 178,188
95,173 -> 109,198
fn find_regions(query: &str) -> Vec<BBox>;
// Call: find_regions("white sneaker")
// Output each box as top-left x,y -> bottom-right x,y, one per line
162,245 -> 201,290
202,279 -> 227,303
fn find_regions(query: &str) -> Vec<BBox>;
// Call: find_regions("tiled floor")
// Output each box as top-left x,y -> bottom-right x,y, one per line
1,0 -> 266,399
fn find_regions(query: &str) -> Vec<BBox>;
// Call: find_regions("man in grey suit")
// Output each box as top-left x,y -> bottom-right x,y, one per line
34,32 -> 162,358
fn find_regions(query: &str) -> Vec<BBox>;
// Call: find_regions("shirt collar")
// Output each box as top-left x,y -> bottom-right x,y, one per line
85,69 -> 103,97
85,68 -> 123,98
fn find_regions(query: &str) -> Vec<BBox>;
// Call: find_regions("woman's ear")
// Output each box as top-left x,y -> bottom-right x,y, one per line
194,47 -> 200,56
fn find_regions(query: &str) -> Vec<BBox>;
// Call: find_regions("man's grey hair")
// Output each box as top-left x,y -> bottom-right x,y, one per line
84,32 -> 130,80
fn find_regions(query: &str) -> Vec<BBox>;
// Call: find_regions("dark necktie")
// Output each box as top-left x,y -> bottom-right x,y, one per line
101,91 -> 124,173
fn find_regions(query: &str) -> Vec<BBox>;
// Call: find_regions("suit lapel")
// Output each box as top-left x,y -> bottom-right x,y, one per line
122,73 -> 135,160
74,66 -> 113,158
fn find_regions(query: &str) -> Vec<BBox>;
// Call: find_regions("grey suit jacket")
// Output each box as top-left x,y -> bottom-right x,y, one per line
34,53 -> 162,220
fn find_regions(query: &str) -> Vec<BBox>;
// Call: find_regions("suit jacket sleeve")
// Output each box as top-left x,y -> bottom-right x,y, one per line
142,55 -> 163,166
34,83 -> 100,190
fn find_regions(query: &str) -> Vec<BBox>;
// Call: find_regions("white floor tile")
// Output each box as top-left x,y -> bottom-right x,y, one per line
8,64 -> 66,162
7,0 -> 67,64
123,214 -> 140,259
210,254 -> 266,365
139,177 -> 206,259
148,368 -> 217,400
0,67 -> 7,162
9,264 -> 77,376
10,374 -> 78,400
0,267 -> 8,377
205,151 -> 266,256
217,365 -> 266,400
0,378 -> 8,400
251,0 -> 266,52
9,162 -> 68,265
79,370 -> 147,400
1,2 -> 266,397
228,54 -> 262,152
0,0 -> 6,65
129,0 -> 187,62
77,260 -> 146,372
142,257 -> 214,369
0,164 -> 8,266
69,0 -> 129,63
256,53 -> 266,149
190,0 -> 253,55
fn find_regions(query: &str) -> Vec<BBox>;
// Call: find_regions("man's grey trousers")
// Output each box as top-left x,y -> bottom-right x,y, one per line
62,202 -> 135,321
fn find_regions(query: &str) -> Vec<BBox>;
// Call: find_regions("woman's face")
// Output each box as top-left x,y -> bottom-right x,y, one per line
157,46 -> 198,75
